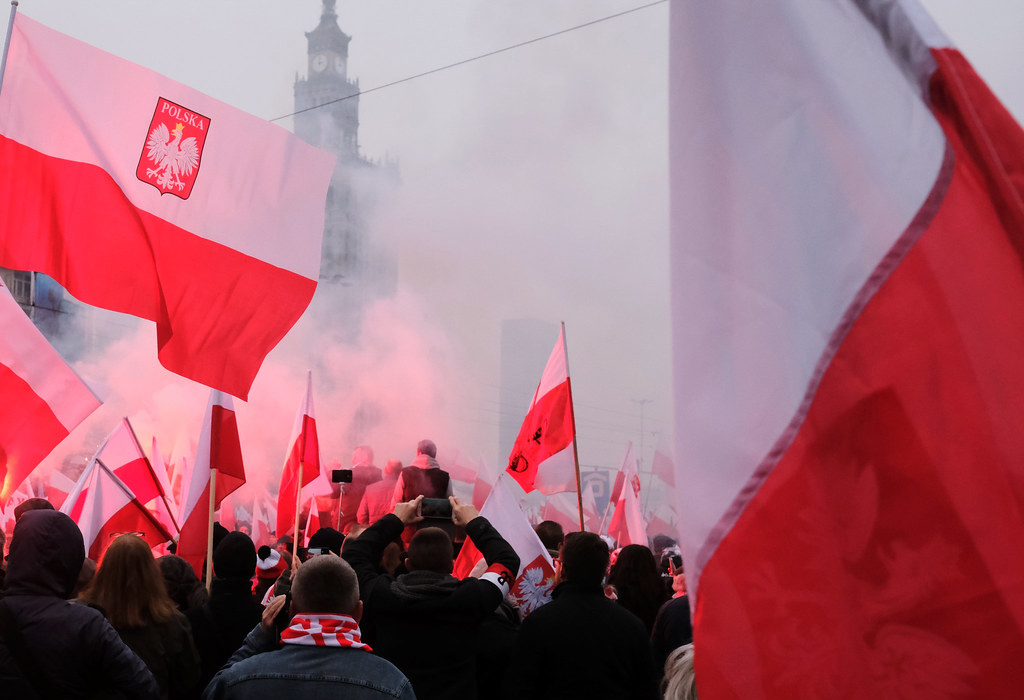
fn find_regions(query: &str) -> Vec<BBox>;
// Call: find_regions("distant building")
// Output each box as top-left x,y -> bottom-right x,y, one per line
294,0 -> 398,304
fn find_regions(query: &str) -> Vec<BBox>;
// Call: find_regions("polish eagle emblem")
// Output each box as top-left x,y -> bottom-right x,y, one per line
144,122 -> 199,193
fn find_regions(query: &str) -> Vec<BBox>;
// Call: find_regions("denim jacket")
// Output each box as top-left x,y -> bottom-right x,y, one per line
202,624 -> 416,700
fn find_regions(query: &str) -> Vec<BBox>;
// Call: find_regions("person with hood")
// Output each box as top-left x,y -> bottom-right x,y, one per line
0,510 -> 159,699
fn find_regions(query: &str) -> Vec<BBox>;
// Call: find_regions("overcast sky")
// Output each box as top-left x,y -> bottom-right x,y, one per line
2,1 -> 1022,492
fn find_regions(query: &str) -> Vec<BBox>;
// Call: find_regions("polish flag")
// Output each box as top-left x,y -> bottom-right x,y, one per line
671,0 -> 1024,695
61,458 -> 172,561
505,323 -> 578,494
150,436 -> 179,531
0,15 -> 334,399
540,486 -> 600,534
251,490 -> 275,548
73,418 -> 179,537
0,277 -> 100,507
276,373 -> 324,542
303,497 -> 321,547
44,468 -> 78,511
650,441 -> 675,490
606,443 -> 646,548
177,390 -> 246,577
453,473 -> 556,616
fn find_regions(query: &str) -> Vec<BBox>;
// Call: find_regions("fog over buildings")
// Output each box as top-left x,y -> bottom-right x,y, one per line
1,1 -> 1022,518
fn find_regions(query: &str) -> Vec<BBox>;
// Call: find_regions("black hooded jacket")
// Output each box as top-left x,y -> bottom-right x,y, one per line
0,510 -> 159,699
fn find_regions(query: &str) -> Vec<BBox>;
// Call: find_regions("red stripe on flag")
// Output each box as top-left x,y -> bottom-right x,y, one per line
114,458 -> 162,506
0,365 -> 68,504
695,49 -> 1024,698
211,404 -> 246,504
89,498 -> 173,561
0,136 -> 317,400
506,379 -> 574,492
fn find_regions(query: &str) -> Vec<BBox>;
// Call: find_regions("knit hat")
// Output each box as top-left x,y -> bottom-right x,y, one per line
214,531 -> 257,580
256,545 -> 287,579
307,527 -> 344,556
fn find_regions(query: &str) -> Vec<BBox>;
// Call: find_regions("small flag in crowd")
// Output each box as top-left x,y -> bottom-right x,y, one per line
61,458 -> 172,561
505,323 -> 578,495
177,390 -> 246,577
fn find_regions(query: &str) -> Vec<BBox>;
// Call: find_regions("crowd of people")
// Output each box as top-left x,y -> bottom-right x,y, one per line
0,440 -> 696,699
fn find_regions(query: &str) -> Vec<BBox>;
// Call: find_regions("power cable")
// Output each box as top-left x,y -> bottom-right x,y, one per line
270,0 -> 668,123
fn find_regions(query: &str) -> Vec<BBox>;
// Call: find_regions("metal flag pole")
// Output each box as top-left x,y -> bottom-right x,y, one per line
561,322 -> 586,532
0,2 -> 18,96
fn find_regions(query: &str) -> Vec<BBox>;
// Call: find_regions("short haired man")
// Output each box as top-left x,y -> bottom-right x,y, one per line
503,531 -> 658,700
391,440 -> 453,545
534,520 -> 565,559
344,495 -> 519,700
203,555 -> 414,700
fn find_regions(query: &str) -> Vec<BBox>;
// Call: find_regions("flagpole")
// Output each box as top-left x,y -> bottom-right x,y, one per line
561,322 -> 586,532
0,2 -> 18,96
205,468 -> 217,591
125,417 -> 181,533
292,462 -> 303,564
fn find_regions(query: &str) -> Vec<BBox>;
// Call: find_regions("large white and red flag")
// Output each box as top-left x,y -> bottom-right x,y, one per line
671,0 -> 1024,695
61,458 -> 172,561
453,473 -> 556,616
177,390 -> 246,577
606,443 -> 646,548
505,323 -> 578,495
0,277 -> 100,507
276,373 -> 325,543
0,14 -> 334,399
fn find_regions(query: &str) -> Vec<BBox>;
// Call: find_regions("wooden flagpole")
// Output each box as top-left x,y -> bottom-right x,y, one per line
561,322 -> 586,532
204,468 -> 217,590
0,2 -> 18,96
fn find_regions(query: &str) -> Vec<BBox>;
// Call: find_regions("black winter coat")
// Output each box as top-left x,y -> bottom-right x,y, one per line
186,577 -> 263,691
0,510 -> 159,699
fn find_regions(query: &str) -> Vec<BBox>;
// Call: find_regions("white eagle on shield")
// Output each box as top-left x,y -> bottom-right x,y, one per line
144,122 -> 199,192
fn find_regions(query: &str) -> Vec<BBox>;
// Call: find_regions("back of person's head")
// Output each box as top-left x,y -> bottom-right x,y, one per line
291,555 -> 360,615
608,544 -> 660,587
407,527 -> 453,574
157,554 -> 208,611
535,520 -> 565,552
416,439 -> 437,459
5,510 -> 85,598
214,531 -> 257,580
85,534 -> 176,628
559,531 -> 610,586
308,527 -> 345,556
352,445 -> 374,467
662,643 -> 697,700
384,459 -> 403,478
13,497 -> 55,522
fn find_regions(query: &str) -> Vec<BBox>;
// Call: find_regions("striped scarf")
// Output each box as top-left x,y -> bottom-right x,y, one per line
280,614 -> 372,652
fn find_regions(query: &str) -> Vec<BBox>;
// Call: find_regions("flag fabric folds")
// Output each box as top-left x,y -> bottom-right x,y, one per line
505,323 -> 578,495
0,15 -> 335,399
177,390 -> 246,576
453,473 -> 556,616
61,458 -> 172,561
277,373 -> 323,542
606,443 -> 646,548
670,0 -> 1024,696
0,277 -> 100,507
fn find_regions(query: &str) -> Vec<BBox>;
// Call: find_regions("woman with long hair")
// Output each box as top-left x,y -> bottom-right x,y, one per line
82,535 -> 200,699
606,543 -> 671,635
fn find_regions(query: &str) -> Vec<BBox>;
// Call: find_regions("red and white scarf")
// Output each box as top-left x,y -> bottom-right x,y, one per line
280,614 -> 372,652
